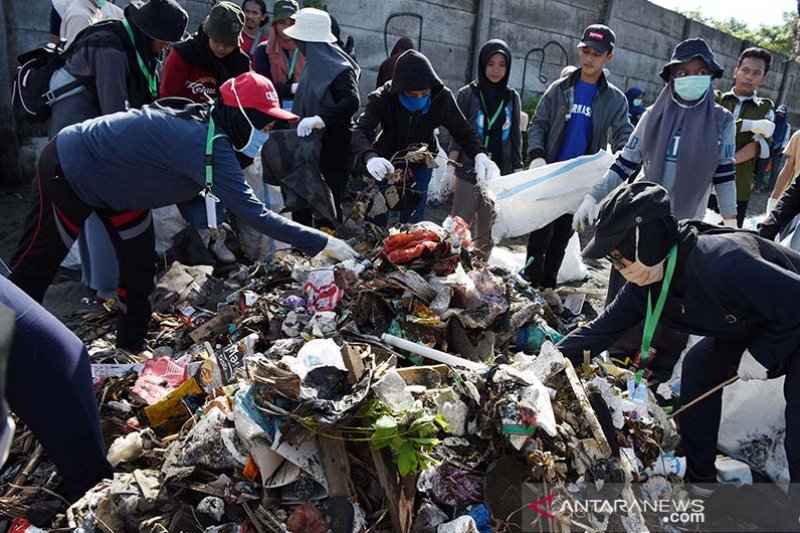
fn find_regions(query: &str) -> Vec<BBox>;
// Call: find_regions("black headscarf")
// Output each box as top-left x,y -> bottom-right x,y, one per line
474,39 -> 512,169
211,101 -> 273,167
617,216 -> 679,266
173,25 -> 251,85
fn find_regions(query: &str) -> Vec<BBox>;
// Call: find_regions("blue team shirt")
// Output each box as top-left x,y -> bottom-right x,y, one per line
556,79 -> 598,162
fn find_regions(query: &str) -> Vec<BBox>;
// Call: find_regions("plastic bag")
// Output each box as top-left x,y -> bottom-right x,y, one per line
483,150 -> 615,240
487,240 -> 588,284
153,205 -> 189,256
427,147 -> 454,204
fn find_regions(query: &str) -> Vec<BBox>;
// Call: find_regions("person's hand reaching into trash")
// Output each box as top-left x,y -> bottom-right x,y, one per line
366,157 -> 395,181
297,116 -> 325,137
323,236 -> 359,261
737,350 -> 769,381
474,153 -> 500,184
572,194 -> 599,230
528,157 -> 546,170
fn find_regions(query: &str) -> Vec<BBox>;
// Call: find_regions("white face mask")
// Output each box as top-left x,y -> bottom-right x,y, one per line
633,98 -> 643,107
616,227 -> 667,286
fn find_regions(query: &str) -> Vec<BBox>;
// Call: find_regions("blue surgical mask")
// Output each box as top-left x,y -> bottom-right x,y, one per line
633,98 -> 643,107
673,75 -> 711,102
96,0 -> 107,8
399,92 -> 431,114
231,78 -> 271,157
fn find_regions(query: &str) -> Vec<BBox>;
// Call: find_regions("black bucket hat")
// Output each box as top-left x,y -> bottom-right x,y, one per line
582,182 -> 673,260
203,2 -> 245,47
660,38 -> 724,82
125,0 -> 189,43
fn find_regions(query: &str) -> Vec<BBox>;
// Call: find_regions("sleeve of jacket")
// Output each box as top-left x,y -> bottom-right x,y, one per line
712,114 -> 737,219
447,86 -> 470,154
510,90 -> 523,170
159,49 -> 187,98
590,110 -> 646,202
758,179 -> 800,240
318,69 -> 360,130
609,91 -> 634,152
527,83 -> 555,161
555,282 -> 647,364
443,90 -> 485,159
723,252 -> 800,369
92,47 -> 131,114
351,88 -> 386,165
253,42 -> 269,77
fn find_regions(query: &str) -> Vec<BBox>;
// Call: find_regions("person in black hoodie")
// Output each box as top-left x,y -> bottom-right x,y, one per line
556,181 -> 800,509
44,0 -> 188,304
352,49 -> 499,225
450,39 -> 522,258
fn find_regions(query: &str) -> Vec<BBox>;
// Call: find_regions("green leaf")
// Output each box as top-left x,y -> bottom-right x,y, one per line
397,443 -> 414,476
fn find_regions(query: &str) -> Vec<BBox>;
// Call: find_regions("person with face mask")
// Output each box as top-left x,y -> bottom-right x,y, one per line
160,1 -> 251,263
9,72 -> 358,354
45,0 -> 188,305
284,8 -> 361,228
625,86 -> 645,125
352,49 -> 499,225
557,181 -> 800,508
449,39 -> 522,259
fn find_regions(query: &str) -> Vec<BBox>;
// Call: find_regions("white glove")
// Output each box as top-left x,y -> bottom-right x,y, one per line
297,115 -> 325,137
766,197 -> 779,214
742,119 -> 775,138
737,349 -> 769,381
723,218 -> 737,228
366,157 -> 394,181
572,194 -> 599,230
529,157 -> 546,170
291,83 -> 299,94
755,135 -> 770,159
474,153 -> 500,184
323,236 -> 359,261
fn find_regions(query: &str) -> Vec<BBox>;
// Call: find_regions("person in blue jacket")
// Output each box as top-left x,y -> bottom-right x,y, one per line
625,86 -> 645,125
556,181 -> 800,503
9,72 -> 357,354
0,275 -> 112,501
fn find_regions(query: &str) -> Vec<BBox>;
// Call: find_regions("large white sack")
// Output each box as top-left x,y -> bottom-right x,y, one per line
153,205 -> 188,256
484,150 -> 615,240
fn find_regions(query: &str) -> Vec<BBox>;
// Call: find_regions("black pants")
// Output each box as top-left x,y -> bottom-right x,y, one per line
9,140 -> 156,352
525,214 -> 574,288
680,337 -> 800,499
294,129 -> 351,228
736,200 -> 749,228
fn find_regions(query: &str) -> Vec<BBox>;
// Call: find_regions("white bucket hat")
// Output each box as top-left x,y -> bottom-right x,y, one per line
282,7 -> 336,43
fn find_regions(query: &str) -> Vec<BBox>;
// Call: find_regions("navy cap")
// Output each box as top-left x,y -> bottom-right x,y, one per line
777,104 -> 788,115
660,38 -> 724,82
579,24 -> 615,55
582,182 -> 672,260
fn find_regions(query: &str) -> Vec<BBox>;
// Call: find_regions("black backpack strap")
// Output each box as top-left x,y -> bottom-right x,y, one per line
43,78 -> 86,104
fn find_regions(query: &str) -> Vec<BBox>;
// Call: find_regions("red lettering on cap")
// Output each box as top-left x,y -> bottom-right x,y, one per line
588,31 -> 605,40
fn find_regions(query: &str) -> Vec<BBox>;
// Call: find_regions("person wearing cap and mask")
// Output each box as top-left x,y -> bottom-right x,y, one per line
449,39 -> 523,258
557,181 -> 800,505
524,24 -> 632,312
9,72 -> 358,354
352,49 -> 499,225
253,0 -> 305,111
284,8 -> 361,227
756,104 -> 791,194
39,0 -> 188,306
161,1 -> 251,264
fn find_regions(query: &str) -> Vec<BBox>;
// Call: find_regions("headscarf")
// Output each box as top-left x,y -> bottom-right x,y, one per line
640,76 -> 721,220
376,36 -> 414,87
474,39 -> 511,169
292,40 -> 359,118
212,100 -> 272,151
626,86 -> 645,121
265,22 -> 306,85
173,25 -> 251,86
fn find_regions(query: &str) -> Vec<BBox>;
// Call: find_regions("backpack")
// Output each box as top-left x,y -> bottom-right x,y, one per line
11,42 -> 84,123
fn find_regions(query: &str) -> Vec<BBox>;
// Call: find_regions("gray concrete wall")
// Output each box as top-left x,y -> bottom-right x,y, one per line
2,0 -> 799,184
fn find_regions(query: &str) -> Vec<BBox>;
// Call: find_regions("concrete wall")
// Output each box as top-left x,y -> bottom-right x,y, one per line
2,0 -> 799,184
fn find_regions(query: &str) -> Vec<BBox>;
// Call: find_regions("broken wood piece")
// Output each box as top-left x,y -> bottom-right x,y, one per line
563,360 -> 612,458
318,434 -> 355,499
342,344 -> 367,385
5,444 -> 43,498
189,306 -> 237,343
370,447 -> 416,533
556,286 -> 607,300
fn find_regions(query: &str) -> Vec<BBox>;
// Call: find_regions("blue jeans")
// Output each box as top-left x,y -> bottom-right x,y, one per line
177,194 -> 226,230
368,164 -> 433,227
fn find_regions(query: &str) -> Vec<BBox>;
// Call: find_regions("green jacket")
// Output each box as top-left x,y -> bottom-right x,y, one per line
716,90 -> 774,201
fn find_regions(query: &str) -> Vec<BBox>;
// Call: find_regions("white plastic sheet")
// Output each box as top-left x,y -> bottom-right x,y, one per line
483,150 -> 615,240
427,147 -> 455,204
487,239 -> 589,284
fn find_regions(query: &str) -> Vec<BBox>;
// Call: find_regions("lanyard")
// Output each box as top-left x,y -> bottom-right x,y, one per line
287,49 -> 299,81
204,114 -> 229,229
122,18 -> 158,99
636,244 -> 678,385
479,92 -> 505,148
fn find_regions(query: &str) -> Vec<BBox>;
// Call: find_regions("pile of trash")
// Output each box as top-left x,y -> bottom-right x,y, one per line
0,218 -> 692,533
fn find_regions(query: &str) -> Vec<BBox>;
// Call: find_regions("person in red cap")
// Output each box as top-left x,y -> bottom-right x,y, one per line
9,71 -> 358,354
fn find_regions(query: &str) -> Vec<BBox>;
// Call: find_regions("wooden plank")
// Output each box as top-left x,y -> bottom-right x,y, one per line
189,306 -> 237,343
318,435 -> 356,499
563,360 -> 612,459
370,448 -> 415,533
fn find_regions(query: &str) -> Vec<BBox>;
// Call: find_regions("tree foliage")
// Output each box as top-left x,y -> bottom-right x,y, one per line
679,9 -> 798,58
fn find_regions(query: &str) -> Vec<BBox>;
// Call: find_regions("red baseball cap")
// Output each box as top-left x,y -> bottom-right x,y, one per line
219,72 -> 299,123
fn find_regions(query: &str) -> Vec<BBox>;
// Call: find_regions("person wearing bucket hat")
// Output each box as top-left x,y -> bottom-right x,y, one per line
716,47 -> 775,227
253,0 -> 305,109
9,71 -> 358,355
160,1 -> 251,263
42,0 -> 188,309
352,49 -> 498,226
557,180 -> 800,507
284,8 -> 361,227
